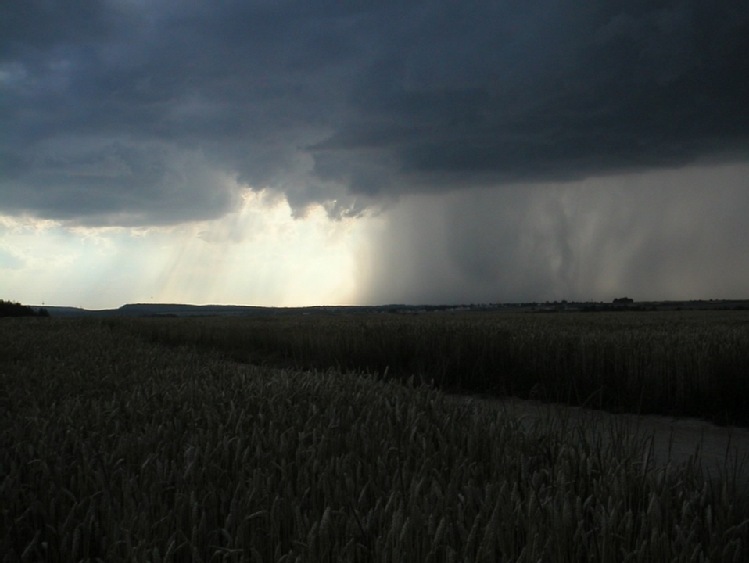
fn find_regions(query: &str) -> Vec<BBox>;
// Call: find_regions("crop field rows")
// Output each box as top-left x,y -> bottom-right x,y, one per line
124,310 -> 749,425
2,315 -> 749,561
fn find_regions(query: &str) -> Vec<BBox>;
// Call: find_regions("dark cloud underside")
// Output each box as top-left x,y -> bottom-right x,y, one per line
1,1 -> 749,223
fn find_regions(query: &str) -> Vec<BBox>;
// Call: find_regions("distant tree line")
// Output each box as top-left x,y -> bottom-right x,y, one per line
0,299 -> 49,318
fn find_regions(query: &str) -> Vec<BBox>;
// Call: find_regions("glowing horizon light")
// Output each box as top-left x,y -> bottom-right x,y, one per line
0,190 -> 373,309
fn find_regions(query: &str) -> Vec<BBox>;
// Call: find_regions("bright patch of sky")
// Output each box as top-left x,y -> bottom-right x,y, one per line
0,191 -> 371,309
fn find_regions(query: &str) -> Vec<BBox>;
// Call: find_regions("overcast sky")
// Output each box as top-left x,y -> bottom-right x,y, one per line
2,1 -> 748,307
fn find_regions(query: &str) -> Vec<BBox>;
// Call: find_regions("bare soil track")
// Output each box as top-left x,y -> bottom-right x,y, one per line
452,393 -> 749,491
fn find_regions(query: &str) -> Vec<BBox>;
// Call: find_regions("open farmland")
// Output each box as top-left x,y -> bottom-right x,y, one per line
123,310 -> 749,425
2,317 -> 749,561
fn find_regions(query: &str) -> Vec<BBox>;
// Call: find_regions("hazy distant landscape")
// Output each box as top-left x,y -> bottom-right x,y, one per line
35,298 -> 749,318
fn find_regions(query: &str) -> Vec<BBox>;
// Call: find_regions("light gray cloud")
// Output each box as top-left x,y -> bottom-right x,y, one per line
357,163 -> 749,304
0,247 -> 23,270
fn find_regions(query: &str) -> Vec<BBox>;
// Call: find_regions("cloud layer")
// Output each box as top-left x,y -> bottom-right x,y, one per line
3,1 -> 749,224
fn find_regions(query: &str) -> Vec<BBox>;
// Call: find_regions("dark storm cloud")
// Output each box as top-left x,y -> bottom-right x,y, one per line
1,1 -> 748,224
322,1 -> 749,190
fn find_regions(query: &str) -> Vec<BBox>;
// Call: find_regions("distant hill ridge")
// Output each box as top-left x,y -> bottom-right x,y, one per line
118,303 -> 274,316
25,299 -> 749,318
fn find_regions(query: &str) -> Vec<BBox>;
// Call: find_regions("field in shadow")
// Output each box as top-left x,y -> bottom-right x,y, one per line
2,319 -> 748,560
114,310 -> 749,426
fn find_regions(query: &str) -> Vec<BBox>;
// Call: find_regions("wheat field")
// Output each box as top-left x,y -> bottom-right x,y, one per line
2,317 -> 748,561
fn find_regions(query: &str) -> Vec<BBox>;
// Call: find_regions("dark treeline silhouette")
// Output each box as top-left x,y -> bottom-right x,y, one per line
0,299 -> 49,318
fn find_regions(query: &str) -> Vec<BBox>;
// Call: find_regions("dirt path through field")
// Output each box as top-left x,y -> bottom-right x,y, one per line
451,393 -> 749,489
